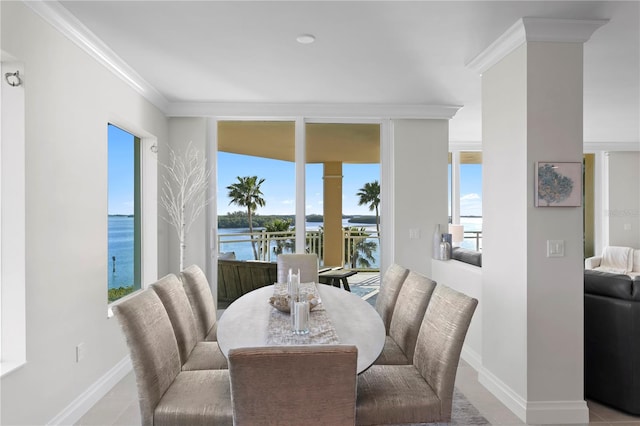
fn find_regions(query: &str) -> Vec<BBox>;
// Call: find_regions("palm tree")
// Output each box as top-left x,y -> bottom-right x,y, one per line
357,180 -> 381,234
227,176 -> 266,260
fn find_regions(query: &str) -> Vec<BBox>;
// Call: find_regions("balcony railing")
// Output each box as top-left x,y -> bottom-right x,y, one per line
218,228 -> 482,270
463,231 -> 483,251
217,228 -> 381,271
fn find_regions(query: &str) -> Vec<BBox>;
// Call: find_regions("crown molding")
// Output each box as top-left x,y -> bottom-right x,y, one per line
584,141 -> 640,152
24,0 -> 170,112
467,17 -> 609,75
167,102 -> 462,120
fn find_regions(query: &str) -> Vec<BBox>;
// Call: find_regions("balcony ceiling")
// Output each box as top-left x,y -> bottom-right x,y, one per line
59,1 -> 639,144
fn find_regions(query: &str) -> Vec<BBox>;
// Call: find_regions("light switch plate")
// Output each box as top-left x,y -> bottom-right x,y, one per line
547,240 -> 564,257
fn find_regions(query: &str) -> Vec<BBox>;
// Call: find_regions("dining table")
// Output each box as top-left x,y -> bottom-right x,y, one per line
217,282 -> 386,374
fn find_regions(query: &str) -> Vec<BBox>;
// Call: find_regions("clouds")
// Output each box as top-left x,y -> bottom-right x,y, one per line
460,193 -> 482,216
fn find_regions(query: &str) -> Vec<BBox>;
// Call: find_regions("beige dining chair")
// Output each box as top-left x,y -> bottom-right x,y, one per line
180,264 -> 218,341
276,253 -> 319,284
374,263 -> 410,333
151,273 -> 227,370
356,284 -> 478,425
374,271 -> 436,365
229,345 -> 358,426
113,289 -> 232,426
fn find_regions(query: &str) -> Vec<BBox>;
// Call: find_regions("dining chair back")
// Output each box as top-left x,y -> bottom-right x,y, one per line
112,289 -> 181,425
374,263 -> 410,333
114,288 -> 233,426
375,271 -> 436,365
413,284 -> 478,419
229,345 -> 358,426
180,264 -> 218,341
151,273 -> 227,370
356,284 -> 477,425
276,253 -> 319,284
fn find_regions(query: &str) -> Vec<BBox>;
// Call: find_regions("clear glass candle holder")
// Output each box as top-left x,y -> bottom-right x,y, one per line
292,300 -> 309,335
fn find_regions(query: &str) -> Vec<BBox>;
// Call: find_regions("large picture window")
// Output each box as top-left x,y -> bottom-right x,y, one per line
107,124 -> 141,302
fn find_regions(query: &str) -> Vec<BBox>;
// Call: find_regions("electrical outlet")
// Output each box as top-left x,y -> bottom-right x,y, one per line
76,343 -> 86,362
409,228 -> 420,239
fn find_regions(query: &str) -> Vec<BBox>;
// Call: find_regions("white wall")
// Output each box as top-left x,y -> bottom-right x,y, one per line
0,3 -> 168,424
392,119 -> 448,277
606,151 -> 640,247
431,259 -> 482,370
481,43 -> 529,400
165,117 -> 209,274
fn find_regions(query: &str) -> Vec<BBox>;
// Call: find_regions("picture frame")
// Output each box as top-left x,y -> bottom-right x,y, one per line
535,161 -> 582,207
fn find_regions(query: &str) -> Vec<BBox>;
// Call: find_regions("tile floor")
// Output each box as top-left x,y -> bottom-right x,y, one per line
76,357 -> 640,426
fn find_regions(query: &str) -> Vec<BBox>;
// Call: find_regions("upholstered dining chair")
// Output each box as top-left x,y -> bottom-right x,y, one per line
374,271 -> 436,365
374,263 -> 410,333
180,264 -> 218,341
151,273 -> 227,370
228,345 -> 358,426
356,284 -> 478,425
113,289 -> 232,426
276,253 -> 319,284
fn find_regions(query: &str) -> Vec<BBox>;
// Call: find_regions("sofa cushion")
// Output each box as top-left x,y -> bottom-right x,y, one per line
584,270 -> 634,300
451,247 -> 482,267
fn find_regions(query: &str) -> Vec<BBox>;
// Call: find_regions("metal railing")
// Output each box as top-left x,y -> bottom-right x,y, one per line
463,231 -> 483,251
217,228 -> 381,271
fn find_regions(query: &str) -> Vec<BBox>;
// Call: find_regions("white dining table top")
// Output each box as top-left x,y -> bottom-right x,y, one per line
217,283 -> 385,374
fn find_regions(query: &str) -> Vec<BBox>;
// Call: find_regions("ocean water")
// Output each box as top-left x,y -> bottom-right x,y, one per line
108,216 -> 135,289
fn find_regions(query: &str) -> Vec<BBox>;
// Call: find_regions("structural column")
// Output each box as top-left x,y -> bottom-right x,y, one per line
323,162 -> 343,267
467,18 -> 606,424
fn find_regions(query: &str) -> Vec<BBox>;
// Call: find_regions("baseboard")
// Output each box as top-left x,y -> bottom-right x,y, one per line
47,356 -> 132,426
478,367 -> 589,424
460,345 -> 482,372
478,366 -> 527,422
526,400 -> 589,425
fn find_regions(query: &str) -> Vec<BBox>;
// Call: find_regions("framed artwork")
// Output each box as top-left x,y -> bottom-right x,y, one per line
535,161 -> 582,207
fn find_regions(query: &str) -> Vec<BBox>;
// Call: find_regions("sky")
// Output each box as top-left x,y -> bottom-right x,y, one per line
458,164 -> 483,217
217,152 -> 381,216
218,152 -> 483,217
107,124 -> 135,216
107,125 -> 483,218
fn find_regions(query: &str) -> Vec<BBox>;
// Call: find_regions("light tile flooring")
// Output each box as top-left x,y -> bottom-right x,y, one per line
76,358 -> 640,426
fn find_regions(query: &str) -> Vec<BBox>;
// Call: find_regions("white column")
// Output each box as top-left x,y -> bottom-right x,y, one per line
468,18 -> 607,424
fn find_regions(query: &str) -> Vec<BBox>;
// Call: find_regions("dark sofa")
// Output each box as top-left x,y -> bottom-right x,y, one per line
584,269 -> 640,415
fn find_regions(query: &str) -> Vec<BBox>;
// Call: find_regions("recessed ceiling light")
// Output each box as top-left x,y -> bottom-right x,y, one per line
296,34 -> 316,44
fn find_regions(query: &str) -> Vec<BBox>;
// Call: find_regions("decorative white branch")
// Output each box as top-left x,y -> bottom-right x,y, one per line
160,142 -> 211,271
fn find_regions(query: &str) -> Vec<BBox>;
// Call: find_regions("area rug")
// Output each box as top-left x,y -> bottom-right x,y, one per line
405,388 -> 490,426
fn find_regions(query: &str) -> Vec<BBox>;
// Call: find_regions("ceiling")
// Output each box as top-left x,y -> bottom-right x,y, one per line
58,1 -> 639,144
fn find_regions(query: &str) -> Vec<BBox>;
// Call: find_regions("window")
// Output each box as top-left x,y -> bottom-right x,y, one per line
449,151 -> 483,251
107,124 -> 141,303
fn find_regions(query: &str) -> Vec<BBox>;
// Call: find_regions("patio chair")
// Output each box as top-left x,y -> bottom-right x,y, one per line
374,271 -> 436,365
113,289 -> 232,426
276,253 -> 319,284
229,345 -> 357,426
356,284 -> 477,425
374,263 -> 410,333
180,264 -> 218,341
151,273 -> 227,370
